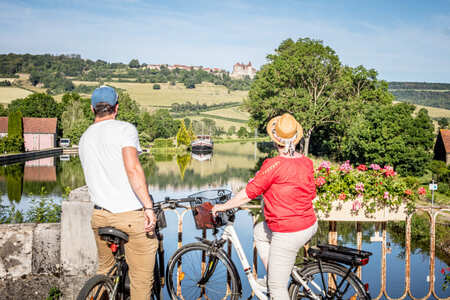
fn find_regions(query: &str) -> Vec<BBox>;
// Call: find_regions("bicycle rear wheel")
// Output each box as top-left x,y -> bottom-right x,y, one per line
166,242 -> 239,300
77,274 -> 115,300
289,262 -> 368,299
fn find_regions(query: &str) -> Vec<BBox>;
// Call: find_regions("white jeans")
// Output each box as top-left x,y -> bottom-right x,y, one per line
254,221 -> 318,300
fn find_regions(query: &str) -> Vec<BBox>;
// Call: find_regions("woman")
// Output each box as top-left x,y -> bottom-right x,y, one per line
212,113 -> 317,300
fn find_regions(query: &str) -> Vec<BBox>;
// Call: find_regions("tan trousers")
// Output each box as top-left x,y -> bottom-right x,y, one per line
91,209 -> 158,300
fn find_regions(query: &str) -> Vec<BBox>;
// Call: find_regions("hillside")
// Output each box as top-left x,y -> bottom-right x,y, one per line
388,82 -> 450,110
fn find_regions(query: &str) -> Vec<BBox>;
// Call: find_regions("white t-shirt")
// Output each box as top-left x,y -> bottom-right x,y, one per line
79,119 -> 143,213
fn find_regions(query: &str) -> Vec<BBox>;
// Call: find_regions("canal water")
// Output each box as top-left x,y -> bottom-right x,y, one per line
0,142 -> 449,299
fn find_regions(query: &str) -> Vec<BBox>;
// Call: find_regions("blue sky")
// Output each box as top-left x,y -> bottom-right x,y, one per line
0,0 -> 449,82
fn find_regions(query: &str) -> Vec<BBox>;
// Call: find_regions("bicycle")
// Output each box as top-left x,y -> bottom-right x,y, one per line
76,196 -> 193,300
165,189 -> 373,300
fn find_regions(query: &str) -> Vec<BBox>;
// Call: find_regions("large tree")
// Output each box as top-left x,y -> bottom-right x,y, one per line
9,93 -> 62,119
246,38 -> 344,155
341,103 -> 434,176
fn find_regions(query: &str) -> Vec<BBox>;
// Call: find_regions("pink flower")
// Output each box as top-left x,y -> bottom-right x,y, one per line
338,193 -> 347,200
383,166 -> 397,177
339,160 -> 353,173
355,182 -> 364,192
418,187 -> 426,195
383,191 -> 389,199
315,176 -> 326,187
318,161 -> 331,171
370,164 -> 381,170
352,199 -> 362,211
357,164 -> 368,171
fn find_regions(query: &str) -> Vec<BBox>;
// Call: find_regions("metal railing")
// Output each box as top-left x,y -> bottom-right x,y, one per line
163,204 -> 450,300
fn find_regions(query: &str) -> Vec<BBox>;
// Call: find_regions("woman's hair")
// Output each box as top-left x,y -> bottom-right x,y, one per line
274,138 -> 304,156
94,102 -> 117,118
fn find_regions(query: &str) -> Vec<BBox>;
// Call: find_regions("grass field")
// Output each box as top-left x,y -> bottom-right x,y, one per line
413,103 -> 450,119
72,80 -> 99,86
105,82 -> 248,107
186,114 -> 249,130
0,87 -> 32,104
201,107 -> 249,121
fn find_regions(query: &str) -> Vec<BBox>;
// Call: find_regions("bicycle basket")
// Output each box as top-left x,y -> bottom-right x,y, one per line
188,189 -> 232,230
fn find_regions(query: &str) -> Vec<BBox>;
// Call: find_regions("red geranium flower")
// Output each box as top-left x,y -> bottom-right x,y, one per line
404,189 -> 412,195
338,193 -> 347,200
418,187 -> 426,195
357,164 -> 368,171
315,176 -> 326,187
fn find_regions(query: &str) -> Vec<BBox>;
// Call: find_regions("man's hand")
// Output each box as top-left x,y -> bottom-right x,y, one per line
144,209 -> 157,232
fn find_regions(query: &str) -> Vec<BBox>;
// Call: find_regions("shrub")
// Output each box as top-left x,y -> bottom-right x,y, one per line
153,83 -> 161,90
153,138 -> 174,148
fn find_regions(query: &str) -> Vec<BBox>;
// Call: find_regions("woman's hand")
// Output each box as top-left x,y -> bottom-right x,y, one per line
211,204 -> 225,217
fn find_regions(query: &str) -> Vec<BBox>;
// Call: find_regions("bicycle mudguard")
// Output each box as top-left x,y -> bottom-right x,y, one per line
295,262 -> 371,300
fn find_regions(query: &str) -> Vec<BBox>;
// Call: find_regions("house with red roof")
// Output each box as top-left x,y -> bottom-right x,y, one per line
434,129 -> 450,165
0,117 -> 57,151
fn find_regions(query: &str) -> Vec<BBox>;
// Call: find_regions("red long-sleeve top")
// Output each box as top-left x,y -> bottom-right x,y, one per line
245,155 -> 317,232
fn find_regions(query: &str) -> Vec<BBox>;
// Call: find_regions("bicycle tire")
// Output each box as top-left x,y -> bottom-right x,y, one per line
166,242 -> 239,300
288,262 -> 368,300
151,254 -> 163,300
77,274 -> 115,300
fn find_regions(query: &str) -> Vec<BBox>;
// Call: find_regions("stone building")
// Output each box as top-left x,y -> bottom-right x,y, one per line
230,62 -> 257,79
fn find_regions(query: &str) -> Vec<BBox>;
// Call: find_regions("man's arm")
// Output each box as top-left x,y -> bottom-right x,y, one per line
122,146 -> 156,232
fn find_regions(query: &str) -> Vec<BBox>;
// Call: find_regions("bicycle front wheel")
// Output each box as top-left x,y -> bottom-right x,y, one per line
77,274 -> 115,300
166,242 -> 239,300
289,262 -> 368,299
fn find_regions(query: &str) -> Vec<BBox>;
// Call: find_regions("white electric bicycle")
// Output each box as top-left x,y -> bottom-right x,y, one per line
166,189 -> 372,300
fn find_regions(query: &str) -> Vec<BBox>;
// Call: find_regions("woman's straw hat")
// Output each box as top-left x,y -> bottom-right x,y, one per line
266,113 -> 303,146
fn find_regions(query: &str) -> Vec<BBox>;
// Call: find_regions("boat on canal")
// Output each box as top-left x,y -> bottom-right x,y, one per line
191,135 -> 213,152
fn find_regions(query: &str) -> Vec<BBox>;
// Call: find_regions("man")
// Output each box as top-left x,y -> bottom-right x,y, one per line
79,86 -> 157,300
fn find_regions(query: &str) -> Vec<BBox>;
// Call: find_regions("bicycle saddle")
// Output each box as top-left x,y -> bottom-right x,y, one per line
98,227 -> 129,243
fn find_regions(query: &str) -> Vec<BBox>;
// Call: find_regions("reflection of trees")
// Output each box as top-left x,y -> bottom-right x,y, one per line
149,166 -> 253,189
176,153 -> 191,180
3,163 -> 24,203
58,156 -> 86,190
139,154 -> 158,178
387,214 -> 450,265
257,141 -> 276,154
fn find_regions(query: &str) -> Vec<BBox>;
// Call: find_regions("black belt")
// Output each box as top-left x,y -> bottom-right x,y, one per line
94,205 -> 144,213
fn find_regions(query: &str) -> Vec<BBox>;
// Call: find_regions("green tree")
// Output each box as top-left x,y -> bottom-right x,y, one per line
341,103 -> 434,176
176,120 -> 191,147
61,100 -> 91,145
246,38 -> 344,155
8,110 -> 23,138
153,83 -> 161,90
438,117 -> 449,129
187,123 -> 196,142
9,93 -> 62,120
237,126 -> 248,138
129,59 -> 140,68
227,126 -> 236,136
116,91 -> 141,127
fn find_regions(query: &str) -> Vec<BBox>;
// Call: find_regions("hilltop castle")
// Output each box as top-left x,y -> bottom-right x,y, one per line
230,62 -> 257,79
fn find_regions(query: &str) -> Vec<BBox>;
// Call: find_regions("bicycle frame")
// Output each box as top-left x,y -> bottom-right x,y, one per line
215,223 -> 321,300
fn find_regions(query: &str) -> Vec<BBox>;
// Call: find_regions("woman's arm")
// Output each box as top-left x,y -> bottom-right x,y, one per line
211,189 -> 251,216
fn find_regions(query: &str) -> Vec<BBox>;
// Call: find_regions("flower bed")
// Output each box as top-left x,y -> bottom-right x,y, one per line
314,161 -> 426,220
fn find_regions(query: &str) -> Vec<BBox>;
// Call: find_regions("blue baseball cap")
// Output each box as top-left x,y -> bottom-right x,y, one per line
91,86 -> 118,106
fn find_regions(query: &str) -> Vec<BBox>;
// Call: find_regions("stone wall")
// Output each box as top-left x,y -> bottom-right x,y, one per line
0,223 -> 60,278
